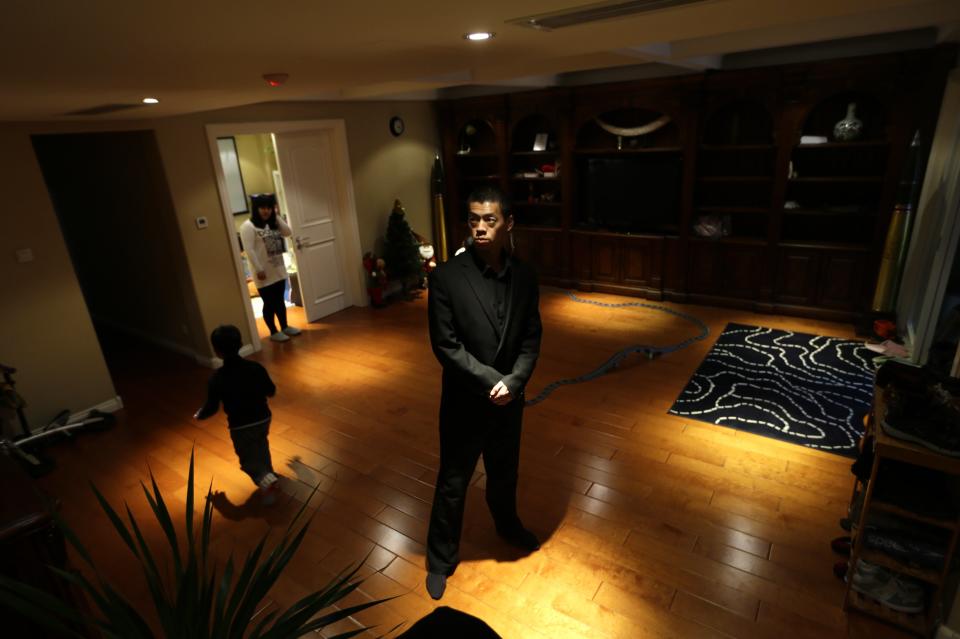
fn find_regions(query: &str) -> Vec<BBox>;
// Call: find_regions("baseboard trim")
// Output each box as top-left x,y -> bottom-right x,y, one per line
22,396 -> 125,435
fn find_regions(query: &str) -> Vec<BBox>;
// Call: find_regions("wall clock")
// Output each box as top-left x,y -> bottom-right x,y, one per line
389,116 -> 405,137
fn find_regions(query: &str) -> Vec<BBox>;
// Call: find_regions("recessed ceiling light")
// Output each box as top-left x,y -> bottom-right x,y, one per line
464,32 -> 494,41
142,97 -> 159,104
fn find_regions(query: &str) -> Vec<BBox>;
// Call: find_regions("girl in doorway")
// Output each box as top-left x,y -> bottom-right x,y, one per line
239,193 -> 301,342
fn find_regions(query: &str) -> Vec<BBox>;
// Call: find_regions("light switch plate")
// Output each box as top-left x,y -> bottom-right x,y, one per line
195,216 -> 208,229
15,248 -> 34,263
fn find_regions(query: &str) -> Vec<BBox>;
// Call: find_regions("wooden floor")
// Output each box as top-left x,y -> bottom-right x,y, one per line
37,288 -> 911,638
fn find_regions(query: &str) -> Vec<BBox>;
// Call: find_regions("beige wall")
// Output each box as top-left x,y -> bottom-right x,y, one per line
235,133 -> 275,196
150,100 -> 439,348
233,134 -> 277,235
0,125 -> 117,426
1,100 -> 438,426
32,131 -> 205,356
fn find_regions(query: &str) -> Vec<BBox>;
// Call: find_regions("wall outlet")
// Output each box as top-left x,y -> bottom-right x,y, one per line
195,216 -> 208,229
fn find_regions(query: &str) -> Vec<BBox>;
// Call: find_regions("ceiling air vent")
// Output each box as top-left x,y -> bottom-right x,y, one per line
64,103 -> 142,116
508,0 -> 710,31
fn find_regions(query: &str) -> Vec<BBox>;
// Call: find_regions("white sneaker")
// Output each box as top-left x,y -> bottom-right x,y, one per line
259,473 -> 281,506
282,326 -> 302,336
270,332 -> 290,342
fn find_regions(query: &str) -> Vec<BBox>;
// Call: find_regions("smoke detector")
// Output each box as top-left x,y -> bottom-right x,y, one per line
262,73 -> 290,87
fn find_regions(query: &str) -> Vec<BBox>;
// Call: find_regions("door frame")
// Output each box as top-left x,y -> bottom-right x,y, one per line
205,120 -> 365,353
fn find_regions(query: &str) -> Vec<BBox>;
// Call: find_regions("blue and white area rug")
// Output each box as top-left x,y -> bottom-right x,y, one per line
669,323 -> 878,456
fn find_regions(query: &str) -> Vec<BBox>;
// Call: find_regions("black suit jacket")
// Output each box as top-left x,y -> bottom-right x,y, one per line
428,249 -> 542,403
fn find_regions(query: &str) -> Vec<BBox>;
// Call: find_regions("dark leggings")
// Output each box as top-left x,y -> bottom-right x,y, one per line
229,420 -> 274,485
258,279 -> 287,334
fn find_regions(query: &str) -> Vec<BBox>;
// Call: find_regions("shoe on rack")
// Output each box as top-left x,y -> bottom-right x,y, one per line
865,340 -> 910,358
850,559 -> 890,591
270,331 -> 291,342
881,385 -> 960,456
833,561 -> 848,581
830,536 -> 852,556
864,527 -> 946,571
849,560 -> 925,614
869,575 -> 925,614
282,326 -> 302,336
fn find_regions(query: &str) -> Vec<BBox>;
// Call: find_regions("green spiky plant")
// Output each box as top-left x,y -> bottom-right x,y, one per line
0,450 -> 390,638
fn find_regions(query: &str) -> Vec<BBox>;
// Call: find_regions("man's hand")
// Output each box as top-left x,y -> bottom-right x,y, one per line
489,380 -> 513,406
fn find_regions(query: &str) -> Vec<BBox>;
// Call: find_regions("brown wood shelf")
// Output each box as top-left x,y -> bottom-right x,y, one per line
700,144 -> 775,151
511,150 -> 559,156
697,206 -> 769,214
870,499 -> 959,531
858,549 -> 943,585
874,392 -> 960,475
575,146 -> 682,154
690,236 -> 767,246
777,240 -> 871,251
846,590 -> 927,635
795,141 -> 889,149
783,208 -> 875,217
460,175 -> 501,181
699,176 -> 773,182
788,176 -> 883,183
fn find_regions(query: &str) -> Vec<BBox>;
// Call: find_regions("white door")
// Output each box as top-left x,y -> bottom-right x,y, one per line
273,130 -> 349,322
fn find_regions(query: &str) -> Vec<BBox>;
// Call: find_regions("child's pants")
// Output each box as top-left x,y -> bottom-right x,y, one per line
229,419 -> 274,485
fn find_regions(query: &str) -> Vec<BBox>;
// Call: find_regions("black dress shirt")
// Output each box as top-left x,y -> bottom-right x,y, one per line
471,248 -> 512,331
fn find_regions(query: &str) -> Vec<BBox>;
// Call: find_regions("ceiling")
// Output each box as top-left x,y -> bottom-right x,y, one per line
3,0 -> 959,121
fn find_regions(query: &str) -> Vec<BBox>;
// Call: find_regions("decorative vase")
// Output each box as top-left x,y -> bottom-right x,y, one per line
833,102 -> 863,141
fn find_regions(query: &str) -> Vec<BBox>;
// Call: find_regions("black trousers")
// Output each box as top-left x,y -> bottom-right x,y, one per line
229,419 -> 274,486
426,392 -> 524,575
258,279 -> 288,334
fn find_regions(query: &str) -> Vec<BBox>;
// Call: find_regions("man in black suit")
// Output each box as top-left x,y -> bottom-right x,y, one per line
425,186 -> 543,600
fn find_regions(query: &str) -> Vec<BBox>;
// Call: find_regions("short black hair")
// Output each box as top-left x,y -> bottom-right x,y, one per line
211,324 -> 242,357
467,186 -> 511,217
249,193 -> 278,229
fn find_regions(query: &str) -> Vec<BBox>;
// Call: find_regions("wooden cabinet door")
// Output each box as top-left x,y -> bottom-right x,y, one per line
571,234 -> 592,280
719,246 -> 767,300
537,231 -> 561,277
776,248 -> 819,306
591,237 -> 620,282
687,241 -> 720,294
621,238 -> 652,287
817,250 -> 867,311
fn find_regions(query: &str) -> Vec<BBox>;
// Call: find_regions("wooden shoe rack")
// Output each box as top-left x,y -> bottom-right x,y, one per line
843,386 -> 960,636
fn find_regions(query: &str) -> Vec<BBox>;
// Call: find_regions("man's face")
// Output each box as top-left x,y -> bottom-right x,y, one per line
468,200 -> 513,251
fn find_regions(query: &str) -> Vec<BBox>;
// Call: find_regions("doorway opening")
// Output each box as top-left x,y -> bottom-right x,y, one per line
206,121 -> 365,353
31,130 -> 205,384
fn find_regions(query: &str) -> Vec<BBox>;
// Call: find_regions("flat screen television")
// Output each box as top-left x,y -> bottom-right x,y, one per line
578,155 -> 682,233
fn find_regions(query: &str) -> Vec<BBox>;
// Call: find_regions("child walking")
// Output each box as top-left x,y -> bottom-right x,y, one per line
194,324 -> 281,504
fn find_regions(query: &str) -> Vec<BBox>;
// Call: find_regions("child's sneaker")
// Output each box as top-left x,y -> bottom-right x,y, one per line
259,472 -> 281,505
270,332 -> 290,343
282,326 -> 302,336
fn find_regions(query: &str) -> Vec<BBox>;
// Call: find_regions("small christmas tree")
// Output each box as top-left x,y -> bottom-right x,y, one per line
382,199 -> 423,285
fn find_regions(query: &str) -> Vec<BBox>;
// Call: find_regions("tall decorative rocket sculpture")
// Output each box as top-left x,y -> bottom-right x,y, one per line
872,131 -> 923,312
431,153 -> 449,262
